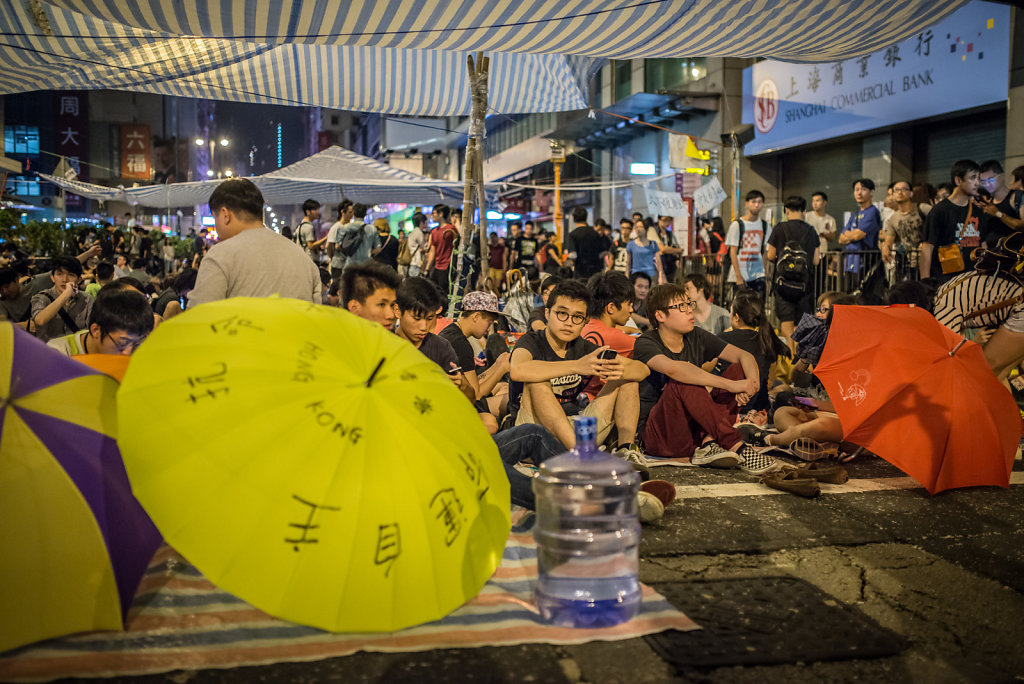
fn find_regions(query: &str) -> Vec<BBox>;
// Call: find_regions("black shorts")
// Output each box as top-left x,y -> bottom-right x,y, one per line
774,291 -> 813,323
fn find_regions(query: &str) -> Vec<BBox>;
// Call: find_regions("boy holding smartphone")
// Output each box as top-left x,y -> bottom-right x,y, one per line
508,279 -> 650,469
29,256 -> 93,342
581,271 -> 639,400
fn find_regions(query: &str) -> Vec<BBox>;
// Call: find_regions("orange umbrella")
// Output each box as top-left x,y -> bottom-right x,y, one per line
72,354 -> 131,383
814,305 -> 1021,494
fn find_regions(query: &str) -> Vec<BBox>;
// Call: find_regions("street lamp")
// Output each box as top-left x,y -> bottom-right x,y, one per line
196,137 -> 231,179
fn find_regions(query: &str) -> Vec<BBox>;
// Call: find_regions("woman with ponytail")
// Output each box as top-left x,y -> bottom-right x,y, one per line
718,292 -> 790,410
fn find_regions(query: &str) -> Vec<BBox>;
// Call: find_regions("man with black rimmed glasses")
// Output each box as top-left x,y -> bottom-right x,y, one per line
634,283 -> 780,475
508,279 -> 650,470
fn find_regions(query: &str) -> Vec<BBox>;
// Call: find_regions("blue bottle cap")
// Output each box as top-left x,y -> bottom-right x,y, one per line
573,415 -> 597,445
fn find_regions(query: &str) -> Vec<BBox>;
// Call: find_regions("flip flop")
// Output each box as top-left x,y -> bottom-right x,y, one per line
760,471 -> 820,498
782,462 -> 849,484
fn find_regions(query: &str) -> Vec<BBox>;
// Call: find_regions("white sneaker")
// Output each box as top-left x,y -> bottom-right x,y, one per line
692,442 -> 740,468
637,491 -> 665,523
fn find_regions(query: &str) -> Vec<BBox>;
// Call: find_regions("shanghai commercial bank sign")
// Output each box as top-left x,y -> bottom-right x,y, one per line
742,1 -> 1010,155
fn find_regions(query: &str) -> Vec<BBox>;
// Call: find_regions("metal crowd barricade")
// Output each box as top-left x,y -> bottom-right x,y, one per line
676,247 -> 922,314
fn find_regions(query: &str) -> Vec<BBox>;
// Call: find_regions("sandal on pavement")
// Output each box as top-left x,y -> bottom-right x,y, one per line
792,438 -> 840,462
760,470 -> 821,498
782,462 -> 849,484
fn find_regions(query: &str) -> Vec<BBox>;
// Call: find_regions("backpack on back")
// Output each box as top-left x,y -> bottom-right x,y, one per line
774,240 -> 811,301
339,223 -> 366,257
294,220 -> 312,249
397,238 -> 413,266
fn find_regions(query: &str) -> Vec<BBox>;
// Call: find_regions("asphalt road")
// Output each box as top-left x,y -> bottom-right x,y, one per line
51,454 -> 1024,684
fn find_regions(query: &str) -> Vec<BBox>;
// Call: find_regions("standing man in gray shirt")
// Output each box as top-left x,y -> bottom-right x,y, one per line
188,179 -> 321,308
338,203 -> 378,265
326,199 -> 354,283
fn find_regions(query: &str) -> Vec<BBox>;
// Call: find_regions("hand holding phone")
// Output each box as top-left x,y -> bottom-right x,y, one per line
446,362 -> 462,385
598,349 -> 618,360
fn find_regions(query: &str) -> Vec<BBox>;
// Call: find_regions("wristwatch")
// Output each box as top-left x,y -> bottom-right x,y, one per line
996,211 -> 1004,218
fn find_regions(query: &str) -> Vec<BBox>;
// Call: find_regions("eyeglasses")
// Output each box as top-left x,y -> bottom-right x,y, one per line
893,186 -> 912,193
816,306 -> 831,314
551,309 -> 587,325
664,299 -> 697,313
981,177 -> 999,185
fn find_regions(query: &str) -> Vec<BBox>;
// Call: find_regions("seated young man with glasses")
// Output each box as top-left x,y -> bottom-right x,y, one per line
47,284 -> 154,356
634,283 -> 781,475
508,279 -> 650,469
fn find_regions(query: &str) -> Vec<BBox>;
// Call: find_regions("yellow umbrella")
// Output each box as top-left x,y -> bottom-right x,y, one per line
116,297 -> 510,632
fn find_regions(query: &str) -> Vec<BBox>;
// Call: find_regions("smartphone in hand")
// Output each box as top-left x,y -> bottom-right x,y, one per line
598,349 -> 618,360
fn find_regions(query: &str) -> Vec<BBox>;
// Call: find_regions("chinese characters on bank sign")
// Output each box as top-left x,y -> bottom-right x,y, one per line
742,2 -> 1010,155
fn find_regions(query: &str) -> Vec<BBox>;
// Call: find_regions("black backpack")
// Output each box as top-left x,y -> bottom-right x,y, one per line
774,240 -> 811,301
339,223 -> 366,257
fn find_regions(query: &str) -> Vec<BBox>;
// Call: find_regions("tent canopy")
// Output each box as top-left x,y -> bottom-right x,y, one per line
39,146 -> 494,207
1,1 -> 967,113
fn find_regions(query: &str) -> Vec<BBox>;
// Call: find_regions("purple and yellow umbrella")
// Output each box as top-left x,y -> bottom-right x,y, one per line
0,325 -> 161,653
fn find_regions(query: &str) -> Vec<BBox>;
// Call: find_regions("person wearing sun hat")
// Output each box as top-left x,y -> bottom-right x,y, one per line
439,290 -> 511,432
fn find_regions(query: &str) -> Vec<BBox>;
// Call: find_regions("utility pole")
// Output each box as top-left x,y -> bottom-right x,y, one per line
550,140 -> 565,247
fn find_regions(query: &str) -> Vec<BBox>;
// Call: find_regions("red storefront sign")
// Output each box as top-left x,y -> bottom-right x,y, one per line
121,124 -> 151,180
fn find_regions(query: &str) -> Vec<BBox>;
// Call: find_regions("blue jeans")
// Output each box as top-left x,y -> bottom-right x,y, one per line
492,424 -> 565,510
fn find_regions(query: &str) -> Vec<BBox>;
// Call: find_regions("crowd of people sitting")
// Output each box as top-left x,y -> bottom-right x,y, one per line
3,156 -> 1021,512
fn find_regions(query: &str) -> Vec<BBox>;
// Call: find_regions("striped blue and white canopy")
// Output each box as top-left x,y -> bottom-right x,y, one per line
2,1 -> 967,114
39,145 -> 488,206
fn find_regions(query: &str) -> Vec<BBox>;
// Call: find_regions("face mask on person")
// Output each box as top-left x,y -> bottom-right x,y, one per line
611,230 -> 621,242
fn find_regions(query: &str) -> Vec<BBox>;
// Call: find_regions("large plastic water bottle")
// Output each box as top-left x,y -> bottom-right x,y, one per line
533,416 -> 642,627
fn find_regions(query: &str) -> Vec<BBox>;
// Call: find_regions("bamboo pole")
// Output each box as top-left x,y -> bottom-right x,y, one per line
449,52 -> 489,316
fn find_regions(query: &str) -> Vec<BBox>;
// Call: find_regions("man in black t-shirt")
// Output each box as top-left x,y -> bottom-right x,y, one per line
920,160 -> 986,283
439,291 -> 511,432
565,206 -> 611,279
511,222 -> 539,278
633,283 -> 780,475
394,277 -> 472,400
509,279 -> 650,461
977,160 -> 1023,242
766,196 -> 821,351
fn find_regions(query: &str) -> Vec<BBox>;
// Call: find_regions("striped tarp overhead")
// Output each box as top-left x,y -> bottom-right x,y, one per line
0,1 -> 595,114
3,1 -> 968,113
45,0 -> 969,61
39,146 -> 493,207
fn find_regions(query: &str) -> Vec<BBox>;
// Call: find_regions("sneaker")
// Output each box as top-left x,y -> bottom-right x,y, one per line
692,442 -> 740,468
737,423 -> 775,447
637,491 -> 665,523
614,443 -> 651,480
640,479 -> 677,507
737,444 -> 782,475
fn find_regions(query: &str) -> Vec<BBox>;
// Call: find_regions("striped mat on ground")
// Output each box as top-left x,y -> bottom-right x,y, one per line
0,508 -> 697,682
